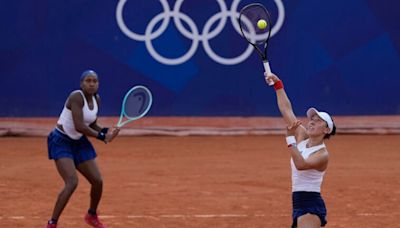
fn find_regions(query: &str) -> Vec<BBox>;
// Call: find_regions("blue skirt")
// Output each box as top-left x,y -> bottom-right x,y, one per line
47,128 -> 97,166
292,191 -> 327,227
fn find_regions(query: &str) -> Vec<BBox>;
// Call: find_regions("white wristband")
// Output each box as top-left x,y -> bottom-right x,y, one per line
286,136 -> 296,146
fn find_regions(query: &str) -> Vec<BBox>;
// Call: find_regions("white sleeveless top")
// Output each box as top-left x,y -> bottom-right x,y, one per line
291,139 -> 326,193
57,90 -> 98,140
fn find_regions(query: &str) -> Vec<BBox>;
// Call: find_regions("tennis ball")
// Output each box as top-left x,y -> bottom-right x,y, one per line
257,19 -> 267,29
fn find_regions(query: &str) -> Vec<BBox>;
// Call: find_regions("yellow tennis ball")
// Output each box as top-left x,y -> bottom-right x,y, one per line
257,19 -> 267,29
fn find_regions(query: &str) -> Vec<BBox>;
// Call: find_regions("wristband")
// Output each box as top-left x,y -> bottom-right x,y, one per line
286,136 -> 296,147
97,131 -> 106,141
101,128 -> 109,134
288,143 -> 297,148
274,80 -> 284,90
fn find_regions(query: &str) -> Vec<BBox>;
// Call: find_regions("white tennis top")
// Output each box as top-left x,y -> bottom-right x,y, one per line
57,90 -> 98,140
291,139 -> 326,193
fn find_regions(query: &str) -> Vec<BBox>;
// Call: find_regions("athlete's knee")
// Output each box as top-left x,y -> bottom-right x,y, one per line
64,175 -> 79,191
297,213 -> 321,228
91,176 -> 103,188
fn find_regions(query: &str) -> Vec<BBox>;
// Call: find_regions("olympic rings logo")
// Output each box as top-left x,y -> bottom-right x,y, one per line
116,0 -> 285,65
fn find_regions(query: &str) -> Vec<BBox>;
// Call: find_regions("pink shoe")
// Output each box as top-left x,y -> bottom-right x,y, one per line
46,223 -> 57,228
84,213 -> 105,228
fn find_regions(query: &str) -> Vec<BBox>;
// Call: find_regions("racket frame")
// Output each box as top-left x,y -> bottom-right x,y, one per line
239,3 -> 274,85
117,85 -> 153,127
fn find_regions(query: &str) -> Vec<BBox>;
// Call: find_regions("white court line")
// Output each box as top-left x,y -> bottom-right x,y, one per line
0,214 -> 271,220
9,216 -> 25,220
193,214 -> 248,218
141,214 -> 271,218
126,215 -> 155,218
126,215 -> 160,221
1,213 -> 399,220
126,215 -> 159,219
159,214 -> 250,218
357,213 -> 400,216
98,215 -> 116,219
160,214 -> 186,218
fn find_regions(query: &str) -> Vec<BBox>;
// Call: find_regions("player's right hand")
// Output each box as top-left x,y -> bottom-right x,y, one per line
264,73 -> 280,84
105,127 -> 120,143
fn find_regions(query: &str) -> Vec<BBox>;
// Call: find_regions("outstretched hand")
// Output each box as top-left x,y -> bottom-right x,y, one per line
264,73 -> 280,85
286,120 -> 302,136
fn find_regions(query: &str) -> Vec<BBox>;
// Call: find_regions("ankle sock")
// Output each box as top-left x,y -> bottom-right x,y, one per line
88,208 -> 97,216
48,218 -> 58,224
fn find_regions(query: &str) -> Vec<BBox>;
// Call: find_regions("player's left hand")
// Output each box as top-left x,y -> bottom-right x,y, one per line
286,120 -> 302,136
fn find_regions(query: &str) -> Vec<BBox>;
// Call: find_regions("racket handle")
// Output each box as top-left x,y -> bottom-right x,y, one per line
263,61 -> 275,86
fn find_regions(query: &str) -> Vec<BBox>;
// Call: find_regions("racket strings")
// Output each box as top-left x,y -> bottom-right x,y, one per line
239,4 -> 272,47
123,88 -> 152,119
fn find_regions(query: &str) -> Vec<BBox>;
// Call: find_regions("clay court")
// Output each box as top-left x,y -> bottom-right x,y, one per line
2,1 -> 400,227
1,118 -> 399,228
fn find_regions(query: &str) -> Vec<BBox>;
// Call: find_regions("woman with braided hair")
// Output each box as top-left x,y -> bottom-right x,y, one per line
46,70 -> 120,228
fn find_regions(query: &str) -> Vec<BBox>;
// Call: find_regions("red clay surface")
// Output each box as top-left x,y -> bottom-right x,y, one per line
0,135 -> 399,227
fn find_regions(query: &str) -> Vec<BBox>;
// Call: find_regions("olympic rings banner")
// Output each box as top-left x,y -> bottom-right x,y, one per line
116,0 -> 285,65
0,0 -> 399,116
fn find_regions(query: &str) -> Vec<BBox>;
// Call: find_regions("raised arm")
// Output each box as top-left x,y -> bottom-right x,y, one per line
265,73 -> 308,142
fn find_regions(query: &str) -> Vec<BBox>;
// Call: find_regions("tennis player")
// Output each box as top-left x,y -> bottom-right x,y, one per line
265,73 -> 336,228
46,70 -> 120,228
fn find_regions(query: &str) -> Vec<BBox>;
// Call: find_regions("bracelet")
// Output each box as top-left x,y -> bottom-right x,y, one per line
274,80 -> 284,90
286,136 -> 296,147
97,131 -> 106,141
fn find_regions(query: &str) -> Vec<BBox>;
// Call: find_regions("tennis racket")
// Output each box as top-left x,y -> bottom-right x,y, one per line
239,3 -> 274,85
116,85 -> 153,127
